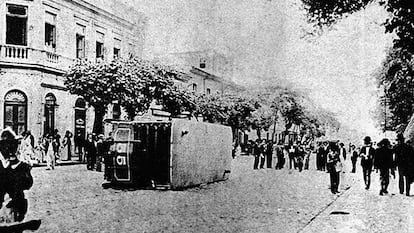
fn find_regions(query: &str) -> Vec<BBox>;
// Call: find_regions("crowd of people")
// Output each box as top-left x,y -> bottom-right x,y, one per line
245,133 -> 414,196
246,139 -> 312,172
9,128 -> 115,173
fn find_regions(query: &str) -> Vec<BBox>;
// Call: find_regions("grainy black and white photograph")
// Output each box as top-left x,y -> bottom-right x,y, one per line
0,0 -> 414,232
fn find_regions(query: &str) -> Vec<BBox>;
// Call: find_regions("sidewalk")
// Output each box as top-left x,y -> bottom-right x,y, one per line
32,159 -> 85,168
300,168 -> 414,233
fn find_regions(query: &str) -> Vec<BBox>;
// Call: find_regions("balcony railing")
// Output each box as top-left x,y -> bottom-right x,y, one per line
0,44 -> 75,73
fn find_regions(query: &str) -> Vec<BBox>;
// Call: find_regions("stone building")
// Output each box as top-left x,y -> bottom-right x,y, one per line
0,0 -> 146,158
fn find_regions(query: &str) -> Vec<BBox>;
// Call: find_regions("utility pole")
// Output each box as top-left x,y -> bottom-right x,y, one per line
384,97 -> 387,137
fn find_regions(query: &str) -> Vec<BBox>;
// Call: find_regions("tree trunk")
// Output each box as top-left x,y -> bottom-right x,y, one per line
271,121 -> 277,143
256,128 -> 261,140
93,105 -> 106,134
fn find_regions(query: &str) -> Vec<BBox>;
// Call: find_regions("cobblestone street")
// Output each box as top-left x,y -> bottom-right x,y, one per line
22,155 -> 409,233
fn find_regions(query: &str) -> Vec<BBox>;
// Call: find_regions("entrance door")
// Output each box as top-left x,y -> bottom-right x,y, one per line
44,93 -> 56,135
4,90 -> 27,135
74,98 -> 86,153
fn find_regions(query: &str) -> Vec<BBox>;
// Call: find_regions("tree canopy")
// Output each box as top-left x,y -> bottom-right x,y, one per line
302,0 -> 414,133
65,58 -> 195,133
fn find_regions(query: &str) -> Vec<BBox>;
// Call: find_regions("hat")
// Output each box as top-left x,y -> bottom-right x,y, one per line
363,136 -> 371,144
396,133 -> 405,141
0,127 -> 20,159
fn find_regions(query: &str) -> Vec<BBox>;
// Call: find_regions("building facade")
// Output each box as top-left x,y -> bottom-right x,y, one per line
155,49 -> 242,96
0,0 -> 145,156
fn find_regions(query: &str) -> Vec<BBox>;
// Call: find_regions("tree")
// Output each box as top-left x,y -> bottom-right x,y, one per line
301,0 -> 414,132
195,93 -> 259,141
65,58 -> 195,134
376,48 -> 414,132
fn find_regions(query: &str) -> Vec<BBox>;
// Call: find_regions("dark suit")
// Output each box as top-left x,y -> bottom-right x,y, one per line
394,143 -> 414,195
360,146 -> 375,189
339,147 -> 347,160
84,140 -> 97,170
374,147 -> 394,193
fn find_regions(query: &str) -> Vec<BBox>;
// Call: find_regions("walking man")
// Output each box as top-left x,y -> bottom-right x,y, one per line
394,133 -> 414,196
374,139 -> 394,195
359,136 -> 375,190
350,145 -> 358,173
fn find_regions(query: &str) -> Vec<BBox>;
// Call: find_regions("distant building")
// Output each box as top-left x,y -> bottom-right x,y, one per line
0,0 -> 146,157
154,49 -> 242,95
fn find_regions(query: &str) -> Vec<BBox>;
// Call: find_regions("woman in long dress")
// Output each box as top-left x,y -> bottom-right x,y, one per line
61,130 -> 73,161
18,132 -> 34,166
45,135 -> 55,170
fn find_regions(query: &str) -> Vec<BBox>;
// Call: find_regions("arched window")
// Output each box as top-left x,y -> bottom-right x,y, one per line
75,98 -> 86,109
4,90 -> 27,135
44,93 -> 56,135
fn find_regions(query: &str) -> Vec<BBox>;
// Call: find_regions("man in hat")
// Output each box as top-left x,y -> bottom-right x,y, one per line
0,127 -> 33,223
359,136 -> 375,190
394,133 -> 414,196
374,139 -> 394,195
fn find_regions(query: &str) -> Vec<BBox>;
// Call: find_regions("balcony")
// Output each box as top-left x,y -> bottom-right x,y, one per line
0,44 -> 75,74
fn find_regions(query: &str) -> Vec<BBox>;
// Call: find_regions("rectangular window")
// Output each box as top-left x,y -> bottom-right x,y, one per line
192,83 -> 197,92
113,48 -> 120,59
45,23 -> 56,48
75,24 -> 86,59
45,12 -> 56,49
206,88 -> 211,94
96,31 -> 105,60
114,38 -> 121,59
200,58 -> 206,69
76,34 -> 85,59
96,42 -> 104,59
6,4 -> 28,46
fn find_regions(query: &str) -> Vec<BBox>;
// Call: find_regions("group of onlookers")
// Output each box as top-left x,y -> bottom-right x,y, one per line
83,133 -> 114,172
359,134 -> 414,196
10,128 -> 115,173
321,134 -> 414,196
247,139 -> 311,172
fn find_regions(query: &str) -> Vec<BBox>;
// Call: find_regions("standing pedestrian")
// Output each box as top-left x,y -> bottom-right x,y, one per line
103,133 -> 115,180
259,139 -> 266,169
374,139 -> 395,195
304,148 -> 311,170
75,132 -> 85,162
322,141 -> 329,172
61,130 -> 73,161
339,143 -> 347,160
18,131 -> 34,165
394,133 -> 414,196
359,136 -> 375,190
350,145 -> 358,173
275,144 -> 285,169
327,142 -> 341,194
296,146 -> 305,172
266,140 -> 273,169
45,134 -> 55,170
84,134 -> 97,170
288,143 -> 297,169
96,134 -> 105,172
316,142 -> 324,171
253,139 -> 260,170
52,129 -> 61,161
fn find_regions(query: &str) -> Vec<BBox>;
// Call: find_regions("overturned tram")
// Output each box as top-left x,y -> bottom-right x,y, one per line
104,119 -> 232,190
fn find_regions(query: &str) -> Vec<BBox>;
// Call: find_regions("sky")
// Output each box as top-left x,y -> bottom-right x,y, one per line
107,0 -> 393,138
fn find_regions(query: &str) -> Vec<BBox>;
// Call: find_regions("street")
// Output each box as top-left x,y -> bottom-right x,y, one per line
23,155 -> 411,233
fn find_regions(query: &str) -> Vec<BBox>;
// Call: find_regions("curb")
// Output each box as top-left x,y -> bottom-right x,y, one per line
32,161 -> 85,168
